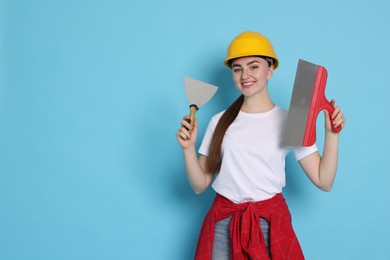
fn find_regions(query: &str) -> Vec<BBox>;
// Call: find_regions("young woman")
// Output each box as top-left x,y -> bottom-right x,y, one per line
176,31 -> 345,259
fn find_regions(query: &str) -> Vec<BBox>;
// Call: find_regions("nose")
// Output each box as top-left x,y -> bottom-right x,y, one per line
241,67 -> 250,80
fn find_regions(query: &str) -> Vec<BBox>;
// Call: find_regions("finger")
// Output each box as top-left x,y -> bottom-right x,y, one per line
182,115 -> 191,125
178,121 -> 191,134
193,118 -> 198,128
333,119 -> 344,128
333,112 -> 345,127
333,111 -> 343,123
176,130 -> 187,141
181,119 -> 192,131
178,129 -> 191,141
331,106 -> 341,119
323,109 -> 329,116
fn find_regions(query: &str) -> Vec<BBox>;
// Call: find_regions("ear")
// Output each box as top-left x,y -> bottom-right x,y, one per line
267,65 -> 275,80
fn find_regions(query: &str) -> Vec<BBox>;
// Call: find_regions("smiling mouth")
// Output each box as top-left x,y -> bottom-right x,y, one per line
241,81 -> 256,88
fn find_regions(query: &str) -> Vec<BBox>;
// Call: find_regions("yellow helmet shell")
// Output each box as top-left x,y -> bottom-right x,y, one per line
224,31 -> 279,69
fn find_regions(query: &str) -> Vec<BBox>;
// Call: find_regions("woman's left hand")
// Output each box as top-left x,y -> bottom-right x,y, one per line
323,99 -> 345,133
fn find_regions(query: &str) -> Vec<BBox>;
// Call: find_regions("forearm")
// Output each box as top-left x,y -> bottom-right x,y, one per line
318,132 -> 339,191
182,146 -> 212,194
300,104 -> 344,191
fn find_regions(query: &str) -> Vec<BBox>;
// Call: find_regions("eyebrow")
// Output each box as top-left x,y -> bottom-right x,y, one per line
231,60 -> 261,67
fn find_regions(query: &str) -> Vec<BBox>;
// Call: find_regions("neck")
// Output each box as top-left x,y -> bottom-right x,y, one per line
241,92 -> 275,113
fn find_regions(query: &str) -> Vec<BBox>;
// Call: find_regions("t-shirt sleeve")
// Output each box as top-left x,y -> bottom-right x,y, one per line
292,143 -> 318,161
198,117 -> 217,156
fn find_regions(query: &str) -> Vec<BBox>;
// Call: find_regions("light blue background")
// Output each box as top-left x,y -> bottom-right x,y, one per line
1,0 -> 389,259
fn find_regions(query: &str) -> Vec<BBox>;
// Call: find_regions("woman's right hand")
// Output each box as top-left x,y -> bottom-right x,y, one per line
176,116 -> 198,149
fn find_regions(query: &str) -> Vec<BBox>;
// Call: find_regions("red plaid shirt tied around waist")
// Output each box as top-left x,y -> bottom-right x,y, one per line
195,193 -> 304,260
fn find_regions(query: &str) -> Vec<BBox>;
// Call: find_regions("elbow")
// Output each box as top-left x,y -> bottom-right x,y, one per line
193,186 -> 207,195
315,177 -> 335,192
321,187 -> 333,192
317,184 -> 333,192
194,190 -> 203,195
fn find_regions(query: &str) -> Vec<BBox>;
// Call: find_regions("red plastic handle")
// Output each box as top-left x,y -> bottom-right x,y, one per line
322,99 -> 342,133
302,65 -> 342,146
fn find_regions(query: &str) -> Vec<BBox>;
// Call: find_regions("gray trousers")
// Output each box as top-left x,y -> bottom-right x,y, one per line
212,216 -> 270,259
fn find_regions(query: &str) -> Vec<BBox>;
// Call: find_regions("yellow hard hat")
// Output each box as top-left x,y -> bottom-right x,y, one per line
224,31 -> 279,69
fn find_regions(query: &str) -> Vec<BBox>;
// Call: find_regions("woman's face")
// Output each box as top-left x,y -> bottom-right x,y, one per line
231,56 -> 274,98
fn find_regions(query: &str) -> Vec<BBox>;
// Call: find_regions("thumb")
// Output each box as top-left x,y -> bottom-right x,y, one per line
323,109 -> 329,117
192,118 -> 198,133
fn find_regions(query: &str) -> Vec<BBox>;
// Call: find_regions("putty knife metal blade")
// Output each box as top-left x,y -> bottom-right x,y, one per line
184,76 -> 218,130
283,59 -> 342,147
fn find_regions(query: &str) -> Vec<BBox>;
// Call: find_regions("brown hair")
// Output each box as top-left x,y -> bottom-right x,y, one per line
206,95 -> 244,173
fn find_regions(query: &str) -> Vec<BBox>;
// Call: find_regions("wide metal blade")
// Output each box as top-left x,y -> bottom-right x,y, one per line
283,59 -> 318,146
184,76 -> 218,108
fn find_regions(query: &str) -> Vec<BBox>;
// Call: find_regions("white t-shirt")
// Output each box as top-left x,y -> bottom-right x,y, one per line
198,106 -> 318,203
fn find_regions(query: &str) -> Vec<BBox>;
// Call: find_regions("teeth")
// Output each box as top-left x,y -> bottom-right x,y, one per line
242,82 -> 253,86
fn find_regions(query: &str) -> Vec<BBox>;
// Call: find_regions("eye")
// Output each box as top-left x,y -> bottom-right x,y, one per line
250,65 -> 259,70
233,67 -> 241,73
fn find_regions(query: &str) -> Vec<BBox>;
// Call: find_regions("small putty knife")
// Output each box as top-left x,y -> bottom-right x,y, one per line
184,76 -> 218,131
283,59 -> 342,147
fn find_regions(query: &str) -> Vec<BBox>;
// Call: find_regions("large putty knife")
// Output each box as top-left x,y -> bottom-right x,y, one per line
283,59 -> 342,147
184,76 -> 218,131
